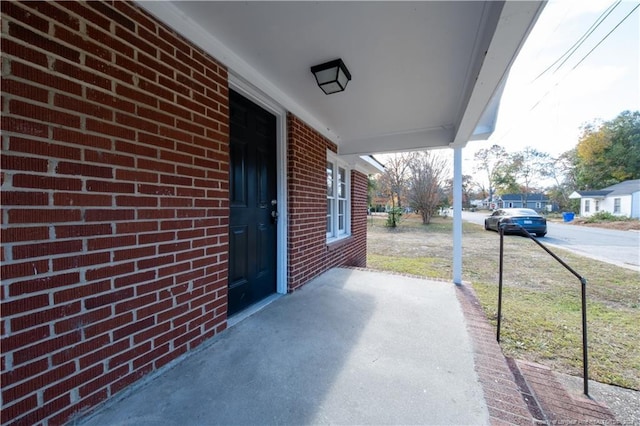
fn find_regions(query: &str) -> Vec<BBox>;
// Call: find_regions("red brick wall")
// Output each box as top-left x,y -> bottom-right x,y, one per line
287,114 -> 367,291
1,1 -> 372,423
1,1 -> 230,424
348,170 -> 369,266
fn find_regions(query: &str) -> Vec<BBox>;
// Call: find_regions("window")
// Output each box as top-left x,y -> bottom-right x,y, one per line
326,152 -> 350,241
585,200 -> 590,213
614,198 -> 621,214
595,200 -> 600,212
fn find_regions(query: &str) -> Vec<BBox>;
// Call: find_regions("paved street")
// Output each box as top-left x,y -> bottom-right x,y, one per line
461,211 -> 640,271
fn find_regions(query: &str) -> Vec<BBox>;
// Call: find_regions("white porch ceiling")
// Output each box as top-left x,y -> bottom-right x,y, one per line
139,1 -> 545,156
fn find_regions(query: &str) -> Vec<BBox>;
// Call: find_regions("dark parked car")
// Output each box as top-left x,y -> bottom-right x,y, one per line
484,208 -> 547,237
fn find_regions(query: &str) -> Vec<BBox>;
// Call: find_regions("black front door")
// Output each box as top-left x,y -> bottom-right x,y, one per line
228,90 -> 277,316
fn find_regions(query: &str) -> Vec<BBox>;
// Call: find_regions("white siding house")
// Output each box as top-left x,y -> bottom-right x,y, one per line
570,180 -> 640,219
496,193 -> 550,211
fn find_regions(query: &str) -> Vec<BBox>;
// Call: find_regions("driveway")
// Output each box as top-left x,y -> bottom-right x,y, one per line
462,211 -> 640,271
80,268 -> 489,425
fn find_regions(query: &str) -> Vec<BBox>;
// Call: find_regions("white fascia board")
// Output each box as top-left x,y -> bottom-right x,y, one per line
135,1 -> 339,144
359,155 -> 386,173
452,1 -> 546,148
339,126 -> 454,156
340,154 -> 385,175
469,78 -> 506,141
568,191 -> 582,199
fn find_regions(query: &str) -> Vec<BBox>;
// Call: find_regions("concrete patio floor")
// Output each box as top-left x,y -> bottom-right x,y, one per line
79,268 -> 490,425
78,267 -> 621,426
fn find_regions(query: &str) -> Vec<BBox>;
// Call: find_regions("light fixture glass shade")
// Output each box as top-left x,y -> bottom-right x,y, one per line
311,59 -> 351,95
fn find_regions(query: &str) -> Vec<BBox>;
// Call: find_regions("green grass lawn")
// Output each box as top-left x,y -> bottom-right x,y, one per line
366,214 -> 640,390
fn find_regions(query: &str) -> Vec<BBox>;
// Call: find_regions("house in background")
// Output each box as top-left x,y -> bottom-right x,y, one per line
0,1 -> 545,424
470,199 -> 486,209
570,179 -> 640,218
496,193 -> 550,211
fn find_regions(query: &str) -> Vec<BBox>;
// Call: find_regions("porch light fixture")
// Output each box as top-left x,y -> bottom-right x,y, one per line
310,59 -> 351,95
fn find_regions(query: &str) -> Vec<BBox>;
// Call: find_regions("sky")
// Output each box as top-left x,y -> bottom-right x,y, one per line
463,0 -> 639,174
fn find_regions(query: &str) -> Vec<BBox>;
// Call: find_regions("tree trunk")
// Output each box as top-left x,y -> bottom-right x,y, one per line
421,210 -> 431,225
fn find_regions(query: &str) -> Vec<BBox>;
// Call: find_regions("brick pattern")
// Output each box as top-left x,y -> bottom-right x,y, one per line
347,170 -> 368,267
1,1 -> 230,424
1,2 -> 373,424
287,114 -> 367,291
456,284 -> 618,426
455,285 -> 541,425
515,360 -> 617,424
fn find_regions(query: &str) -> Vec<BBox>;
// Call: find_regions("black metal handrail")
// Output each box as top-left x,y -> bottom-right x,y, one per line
497,224 -> 589,397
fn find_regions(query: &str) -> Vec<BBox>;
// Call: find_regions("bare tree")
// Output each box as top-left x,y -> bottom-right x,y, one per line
498,146 -> 551,206
377,153 -> 414,209
444,174 -> 476,208
473,144 -> 508,204
541,151 -> 575,209
407,151 -> 449,224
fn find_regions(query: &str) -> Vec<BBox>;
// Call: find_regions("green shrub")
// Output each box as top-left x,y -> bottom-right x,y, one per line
545,212 -> 564,219
386,207 -> 403,227
586,211 -> 629,223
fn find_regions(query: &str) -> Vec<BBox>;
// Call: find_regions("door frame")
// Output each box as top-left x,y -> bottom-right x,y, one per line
229,74 -> 287,295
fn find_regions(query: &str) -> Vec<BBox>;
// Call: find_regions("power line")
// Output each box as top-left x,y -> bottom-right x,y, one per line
492,3 -> 639,147
571,3 -> 640,71
552,0 -> 622,73
532,0 -> 621,82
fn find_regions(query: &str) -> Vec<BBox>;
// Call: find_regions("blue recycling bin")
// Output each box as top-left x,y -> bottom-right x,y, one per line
562,212 -> 575,222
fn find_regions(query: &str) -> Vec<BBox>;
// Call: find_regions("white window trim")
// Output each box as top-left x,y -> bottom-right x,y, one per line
614,198 -> 621,214
326,151 -> 351,243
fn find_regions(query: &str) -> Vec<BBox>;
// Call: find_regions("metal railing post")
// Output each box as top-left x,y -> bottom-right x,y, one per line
497,226 -> 504,342
581,277 -> 589,396
496,224 -> 589,397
